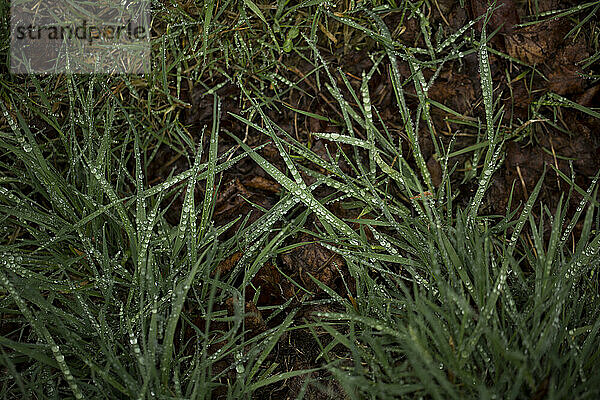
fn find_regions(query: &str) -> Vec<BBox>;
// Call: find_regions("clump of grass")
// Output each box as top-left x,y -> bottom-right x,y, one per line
0,76 -> 311,397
